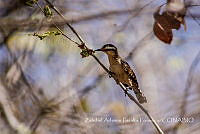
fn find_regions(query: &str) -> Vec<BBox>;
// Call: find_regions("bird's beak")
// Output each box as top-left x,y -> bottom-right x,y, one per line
95,48 -> 104,52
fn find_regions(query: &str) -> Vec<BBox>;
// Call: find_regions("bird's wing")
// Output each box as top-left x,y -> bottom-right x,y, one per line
121,59 -> 147,103
120,59 -> 139,88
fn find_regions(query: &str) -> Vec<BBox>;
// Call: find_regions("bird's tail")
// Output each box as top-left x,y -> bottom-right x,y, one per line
133,89 -> 147,104
124,83 -> 147,104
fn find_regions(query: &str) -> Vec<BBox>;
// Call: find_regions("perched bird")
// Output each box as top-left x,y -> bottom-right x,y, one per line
95,44 -> 147,104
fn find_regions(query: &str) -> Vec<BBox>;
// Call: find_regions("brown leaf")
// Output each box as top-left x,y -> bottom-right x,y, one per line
153,9 -> 186,44
153,21 -> 173,44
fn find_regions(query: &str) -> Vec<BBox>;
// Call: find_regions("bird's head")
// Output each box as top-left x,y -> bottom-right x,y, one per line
95,44 -> 118,56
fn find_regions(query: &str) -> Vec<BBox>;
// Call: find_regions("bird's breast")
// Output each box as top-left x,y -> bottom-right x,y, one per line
110,64 -> 123,73
109,64 -> 130,84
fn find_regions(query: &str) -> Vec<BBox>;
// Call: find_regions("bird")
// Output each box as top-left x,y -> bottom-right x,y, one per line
95,44 -> 147,104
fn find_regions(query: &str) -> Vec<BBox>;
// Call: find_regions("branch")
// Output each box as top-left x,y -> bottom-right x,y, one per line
36,1 -> 164,133
1,10 -> 200,29
119,83 -> 164,134
44,0 -> 84,44
117,0 -> 161,32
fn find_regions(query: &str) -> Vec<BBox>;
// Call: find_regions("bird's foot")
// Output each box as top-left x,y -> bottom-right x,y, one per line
124,89 -> 128,97
125,86 -> 132,90
108,71 -> 115,78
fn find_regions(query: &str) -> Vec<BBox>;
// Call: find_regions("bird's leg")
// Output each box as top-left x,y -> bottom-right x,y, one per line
122,84 -> 129,97
123,89 -> 128,97
108,71 -> 115,78
108,71 -> 120,84
124,86 -> 132,90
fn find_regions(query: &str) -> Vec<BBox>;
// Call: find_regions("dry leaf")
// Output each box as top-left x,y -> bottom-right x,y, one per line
153,21 -> 173,44
153,7 -> 186,44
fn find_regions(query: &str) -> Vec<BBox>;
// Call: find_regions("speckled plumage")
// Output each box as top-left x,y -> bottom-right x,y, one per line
97,44 -> 147,104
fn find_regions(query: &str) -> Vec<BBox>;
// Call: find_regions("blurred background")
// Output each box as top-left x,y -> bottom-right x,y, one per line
0,0 -> 200,134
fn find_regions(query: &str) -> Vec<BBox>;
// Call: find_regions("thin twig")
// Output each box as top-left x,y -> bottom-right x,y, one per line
187,4 -> 200,8
38,1 -> 164,133
119,83 -> 164,134
54,25 -> 80,45
44,0 -> 84,44
118,0 -> 160,32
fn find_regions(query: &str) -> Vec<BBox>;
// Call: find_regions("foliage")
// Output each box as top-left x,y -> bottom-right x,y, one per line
25,0 -> 38,7
44,5 -> 53,17
31,31 -> 62,40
